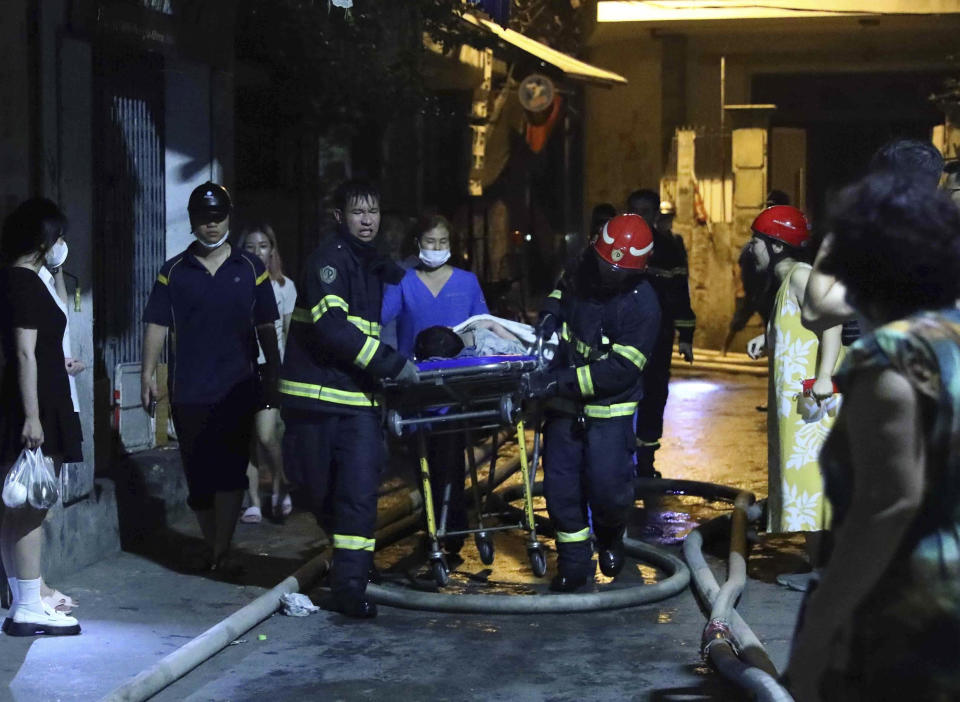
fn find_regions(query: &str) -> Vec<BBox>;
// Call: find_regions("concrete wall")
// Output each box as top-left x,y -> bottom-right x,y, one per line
165,58 -> 218,258
0,2 -> 236,578
584,15 -> 960,348
583,37 -> 663,218
0,0 -> 30,218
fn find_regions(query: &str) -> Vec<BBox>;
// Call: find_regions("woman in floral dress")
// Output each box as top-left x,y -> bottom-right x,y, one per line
787,172 -> 960,701
745,206 -> 842,589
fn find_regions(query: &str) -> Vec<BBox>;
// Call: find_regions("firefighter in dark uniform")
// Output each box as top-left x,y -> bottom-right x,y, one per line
625,191 -> 696,478
524,215 -> 661,591
280,180 -> 417,618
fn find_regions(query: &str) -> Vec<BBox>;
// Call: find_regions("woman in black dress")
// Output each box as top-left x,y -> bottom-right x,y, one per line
0,199 -> 81,636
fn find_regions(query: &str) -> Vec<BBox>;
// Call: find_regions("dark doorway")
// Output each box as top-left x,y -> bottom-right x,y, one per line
754,71 -> 947,223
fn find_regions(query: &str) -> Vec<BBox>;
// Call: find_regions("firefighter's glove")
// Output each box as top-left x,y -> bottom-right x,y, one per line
394,359 -> 420,386
521,370 -> 559,399
535,313 -> 558,342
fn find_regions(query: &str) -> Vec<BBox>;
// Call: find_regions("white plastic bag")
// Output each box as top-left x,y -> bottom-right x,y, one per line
796,393 -> 840,424
3,448 -> 59,510
2,449 -> 30,508
26,447 -> 59,509
280,592 -> 320,617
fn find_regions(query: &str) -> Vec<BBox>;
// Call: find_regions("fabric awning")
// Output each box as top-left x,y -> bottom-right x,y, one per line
461,12 -> 628,87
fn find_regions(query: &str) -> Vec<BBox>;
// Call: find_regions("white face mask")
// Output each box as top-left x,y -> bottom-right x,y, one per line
419,247 -> 450,269
45,240 -> 68,269
195,230 -> 230,249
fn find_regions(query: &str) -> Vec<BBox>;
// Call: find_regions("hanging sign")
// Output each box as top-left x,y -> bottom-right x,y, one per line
518,74 -> 555,114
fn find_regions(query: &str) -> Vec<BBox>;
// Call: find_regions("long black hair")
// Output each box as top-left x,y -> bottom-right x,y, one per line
821,172 -> 960,320
0,198 -> 66,265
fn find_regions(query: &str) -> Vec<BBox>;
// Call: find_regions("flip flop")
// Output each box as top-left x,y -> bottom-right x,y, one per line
240,506 -> 262,524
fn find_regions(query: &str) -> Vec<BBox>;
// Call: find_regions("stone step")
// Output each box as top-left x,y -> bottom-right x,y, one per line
42,478 -> 121,583
113,444 -> 190,549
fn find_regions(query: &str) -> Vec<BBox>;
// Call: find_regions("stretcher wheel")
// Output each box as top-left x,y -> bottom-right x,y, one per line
387,410 -> 403,438
475,533 -> 495,565
499,395 -> 518,424
432,558 -> 450,587
528,545 -> 547,578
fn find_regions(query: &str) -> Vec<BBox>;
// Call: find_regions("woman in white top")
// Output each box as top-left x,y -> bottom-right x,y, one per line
238,224 -> 296,523
37,239 -> 84,613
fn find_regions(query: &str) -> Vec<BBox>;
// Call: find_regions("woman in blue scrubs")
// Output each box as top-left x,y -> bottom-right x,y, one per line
382,215 -> 488,557
382,215 -> 488,359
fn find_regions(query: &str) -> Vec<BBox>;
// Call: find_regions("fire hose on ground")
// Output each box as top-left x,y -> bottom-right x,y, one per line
102,436 -> 793,701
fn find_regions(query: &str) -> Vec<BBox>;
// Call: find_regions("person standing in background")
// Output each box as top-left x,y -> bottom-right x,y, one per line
238,223 -> 296,524
625,191 -> 695,478
141,182 -> 280,577
745,205 -> 843,593
36,234 -> 82,613
0,199 -> 82,636
381,214 -> 488,558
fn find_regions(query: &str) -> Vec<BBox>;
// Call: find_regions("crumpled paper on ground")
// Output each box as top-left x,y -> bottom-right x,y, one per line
280,592 -> 320,617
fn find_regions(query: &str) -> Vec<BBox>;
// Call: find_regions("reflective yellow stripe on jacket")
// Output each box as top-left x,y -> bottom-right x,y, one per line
354,337 -> 380,369
576,366 -> 595,398
278,379 -> 377,408
612,343 -> 646,370
292,295 -> 349,323
562,323 -> 594,360
347,316 -> 381,337
292,296 -> 380,337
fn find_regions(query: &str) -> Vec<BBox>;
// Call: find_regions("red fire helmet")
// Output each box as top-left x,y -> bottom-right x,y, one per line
594,214 -> 654,270
751,205 -> 810,249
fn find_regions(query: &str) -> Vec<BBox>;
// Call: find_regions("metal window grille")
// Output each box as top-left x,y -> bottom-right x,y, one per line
93,51 -> 166,386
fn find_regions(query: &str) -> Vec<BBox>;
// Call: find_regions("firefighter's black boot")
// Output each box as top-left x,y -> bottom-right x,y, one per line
596,525 -> 626,578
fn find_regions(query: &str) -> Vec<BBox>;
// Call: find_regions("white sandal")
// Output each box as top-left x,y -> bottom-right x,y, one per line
42,588 -> 78,613
240,506 -> 262,524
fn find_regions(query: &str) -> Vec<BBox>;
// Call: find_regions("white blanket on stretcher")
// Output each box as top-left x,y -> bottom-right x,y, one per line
452,314 -> 558,361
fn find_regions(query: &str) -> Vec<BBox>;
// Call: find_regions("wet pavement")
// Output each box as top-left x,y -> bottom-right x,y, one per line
0,369 -> 809,701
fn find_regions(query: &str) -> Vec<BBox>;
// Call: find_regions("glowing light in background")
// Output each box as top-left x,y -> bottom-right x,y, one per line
596,1 -> 882,23
668,379 -> 723,400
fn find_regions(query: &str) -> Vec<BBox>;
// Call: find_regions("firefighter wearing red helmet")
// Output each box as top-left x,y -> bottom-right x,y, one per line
629,191 -> 698,480
751,205 -> 811,249
743,205 -> 812,361
523,214 -> 661,591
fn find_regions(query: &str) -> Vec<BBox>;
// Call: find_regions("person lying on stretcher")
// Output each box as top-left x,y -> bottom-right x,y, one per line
415,314 -> 558,360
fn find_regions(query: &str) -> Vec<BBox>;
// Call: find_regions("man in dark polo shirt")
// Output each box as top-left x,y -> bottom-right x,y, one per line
141,182 -> 280,576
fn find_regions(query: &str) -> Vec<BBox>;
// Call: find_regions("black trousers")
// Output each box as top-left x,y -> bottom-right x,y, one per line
542,415 -> 636,577
282,409 -> 384,596
636,325 -> 673,474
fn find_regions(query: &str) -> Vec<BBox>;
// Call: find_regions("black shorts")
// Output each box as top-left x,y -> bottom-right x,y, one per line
172,376 -> 257,510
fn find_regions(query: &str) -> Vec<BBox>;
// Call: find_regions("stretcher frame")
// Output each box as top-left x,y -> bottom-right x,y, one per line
381,353 -> 547,586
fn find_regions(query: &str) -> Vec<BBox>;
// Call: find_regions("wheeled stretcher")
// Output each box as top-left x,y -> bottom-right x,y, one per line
381,354 -> 547,586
